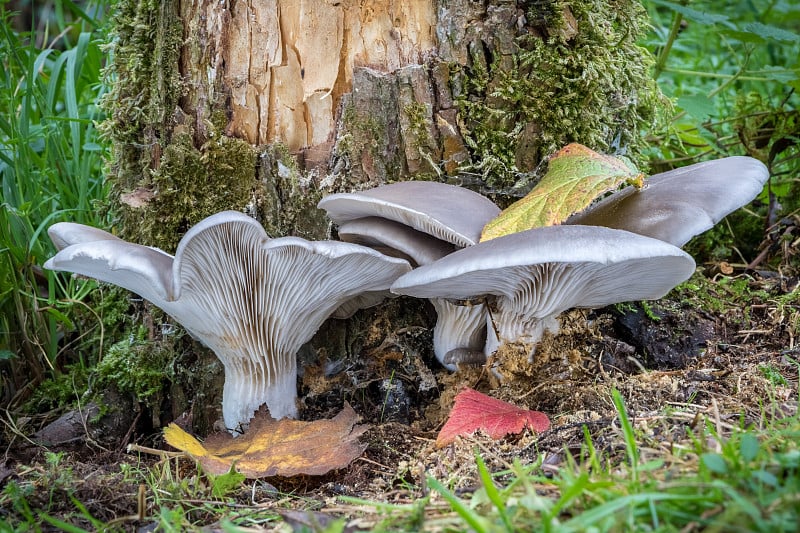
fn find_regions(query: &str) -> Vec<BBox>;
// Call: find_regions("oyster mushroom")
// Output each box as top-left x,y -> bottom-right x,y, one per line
318,181 -> 500,247
338,217 -> 488,370
567,156 -> 770,247
391,225 -> 696,359
46,222 -> 123,250
45,211 -> 411,431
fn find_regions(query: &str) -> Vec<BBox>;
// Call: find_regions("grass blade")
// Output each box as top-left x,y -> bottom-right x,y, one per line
427,475 -> 490,533
612,388 -> 639,483
475,452 -> 513,532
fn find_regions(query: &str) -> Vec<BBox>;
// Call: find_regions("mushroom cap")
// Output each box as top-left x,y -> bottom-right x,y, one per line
47,222 -> 122,251
334,216 -> 491,367
45,211 -> 411,428
337,217 -> 456,266
567,156 -> 769,247
391,225 -> 696,314
318,181 -> 501,247
43,237 -> 175,306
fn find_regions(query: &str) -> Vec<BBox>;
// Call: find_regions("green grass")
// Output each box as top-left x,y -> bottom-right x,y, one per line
316,391 -> 799,533
0,1 -> 112,405
642,0 -> 799,177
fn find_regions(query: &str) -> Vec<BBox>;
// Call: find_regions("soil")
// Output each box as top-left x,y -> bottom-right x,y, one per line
1,264 -> 798,530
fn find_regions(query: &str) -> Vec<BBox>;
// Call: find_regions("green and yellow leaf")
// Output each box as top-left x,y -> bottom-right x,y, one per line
480,143 -> 644,241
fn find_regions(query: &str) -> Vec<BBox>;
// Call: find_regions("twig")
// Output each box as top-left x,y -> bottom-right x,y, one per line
127,443 -> 183,459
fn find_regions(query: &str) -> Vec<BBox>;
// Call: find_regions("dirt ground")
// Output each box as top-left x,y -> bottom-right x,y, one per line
1,258 -> 798,529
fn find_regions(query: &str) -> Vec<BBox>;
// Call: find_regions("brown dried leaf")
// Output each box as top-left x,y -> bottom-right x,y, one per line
163,404 -> 368,478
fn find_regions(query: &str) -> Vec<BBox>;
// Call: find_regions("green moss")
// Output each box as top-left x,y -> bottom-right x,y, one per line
454,0 -> 669,190
404,103 -> 432,146
133,132 -> 257,251
100,0 -> 183,194
25,364 -> 91,412
337,101 -> 389,167
95,326 -> 176,408
674,272 -> 770,321
402,102 -> 439,179
257,144 -> 327,239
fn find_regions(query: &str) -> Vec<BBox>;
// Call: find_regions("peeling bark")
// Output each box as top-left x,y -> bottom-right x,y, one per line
216,0 -> 436,152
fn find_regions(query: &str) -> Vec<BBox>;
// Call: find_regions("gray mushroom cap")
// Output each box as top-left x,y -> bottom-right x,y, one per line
336,217 -> 456,266
391,225 -> 696,355
567,156 -> 769,247
45,226 -> 174,305
45,211 -> 411,431
318,181 -> 501,247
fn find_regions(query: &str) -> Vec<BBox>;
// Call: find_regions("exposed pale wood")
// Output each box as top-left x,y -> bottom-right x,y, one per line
220,0 -> 436,151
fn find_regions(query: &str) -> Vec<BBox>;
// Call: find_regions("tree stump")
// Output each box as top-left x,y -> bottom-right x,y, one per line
102,0 -> 664,432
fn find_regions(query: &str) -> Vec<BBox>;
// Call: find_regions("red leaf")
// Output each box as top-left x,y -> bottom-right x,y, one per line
436,388 -> 550,448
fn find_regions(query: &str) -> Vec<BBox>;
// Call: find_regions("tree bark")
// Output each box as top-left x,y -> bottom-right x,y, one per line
103,0 -> 663,431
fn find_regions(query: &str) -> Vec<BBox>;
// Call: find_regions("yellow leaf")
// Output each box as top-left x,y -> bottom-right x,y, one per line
163,404 -> 368,478
481,143 -> 644,241
163,424 -> 210,457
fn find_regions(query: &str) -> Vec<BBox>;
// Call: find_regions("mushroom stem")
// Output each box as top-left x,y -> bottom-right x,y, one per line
430,298 -> 487,370
222,354 -> 298,432
484,302 -> 560,360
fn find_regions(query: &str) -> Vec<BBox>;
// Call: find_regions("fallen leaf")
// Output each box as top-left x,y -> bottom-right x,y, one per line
480,143 -> 644,241
436,388 -> 549,448
164,404 -> 368,478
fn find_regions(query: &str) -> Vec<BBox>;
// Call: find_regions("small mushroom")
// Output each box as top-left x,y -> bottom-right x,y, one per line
318,183 -> 501,370
391,225 -> 696,359
44,211 -> 411,431
338,218 -> 488,370
567,156 -> 770,247
337,217 -> 456,265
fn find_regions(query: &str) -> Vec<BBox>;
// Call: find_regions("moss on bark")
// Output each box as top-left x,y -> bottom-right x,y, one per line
452,0 -> 668,191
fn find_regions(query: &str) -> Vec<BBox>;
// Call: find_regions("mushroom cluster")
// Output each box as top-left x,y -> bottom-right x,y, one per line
45,155 -> 769,431
318,181 -> 500,370
320,155 -> 770,362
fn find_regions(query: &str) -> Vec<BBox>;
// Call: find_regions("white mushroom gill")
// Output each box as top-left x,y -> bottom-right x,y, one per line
45,211 -> 411,432
482,257 -> 691,358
